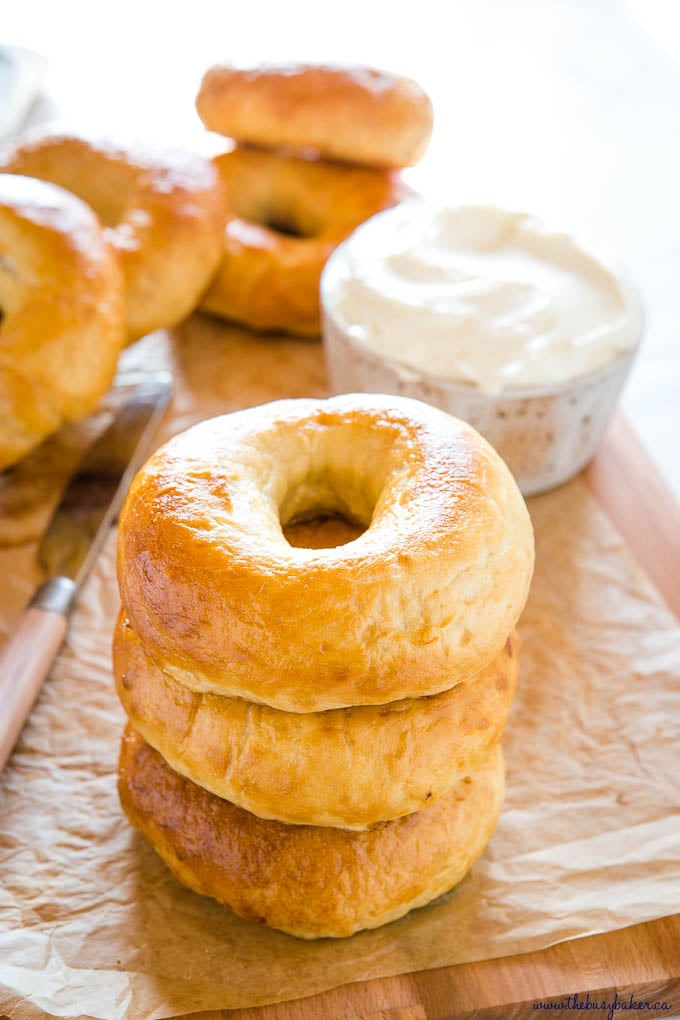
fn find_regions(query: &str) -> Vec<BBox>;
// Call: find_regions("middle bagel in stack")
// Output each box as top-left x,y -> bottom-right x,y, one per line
115,393 -> 534,937
115,614 -> 519,828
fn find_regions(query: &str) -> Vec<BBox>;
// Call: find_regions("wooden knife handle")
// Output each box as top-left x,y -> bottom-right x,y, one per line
0,577 -> 76,773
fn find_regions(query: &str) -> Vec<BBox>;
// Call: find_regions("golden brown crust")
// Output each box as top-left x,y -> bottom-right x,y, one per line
196,62 -> 434,169
115,614 -> 518,828
200,146 -> 402,336
0,130 -> 227,343
0,173 -> 124,471
118,726 -> 505,938
117,394 -> 534,711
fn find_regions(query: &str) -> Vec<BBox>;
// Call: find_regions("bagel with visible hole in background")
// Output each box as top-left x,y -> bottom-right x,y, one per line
200,145 -> 402,336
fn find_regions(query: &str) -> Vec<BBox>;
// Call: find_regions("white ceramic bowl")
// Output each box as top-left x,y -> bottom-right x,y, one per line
321,229 -> 642,497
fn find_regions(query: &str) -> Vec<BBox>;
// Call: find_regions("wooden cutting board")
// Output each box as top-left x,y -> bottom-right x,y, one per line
181,416 -> 680,1020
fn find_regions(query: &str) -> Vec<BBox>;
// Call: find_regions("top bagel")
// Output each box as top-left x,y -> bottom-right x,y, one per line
196,62 -> 434,169
0,130 -> 226,343
117,394 -> 534,712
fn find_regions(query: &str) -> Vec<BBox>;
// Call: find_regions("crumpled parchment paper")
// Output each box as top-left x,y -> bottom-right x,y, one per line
0,322 -> 678,1020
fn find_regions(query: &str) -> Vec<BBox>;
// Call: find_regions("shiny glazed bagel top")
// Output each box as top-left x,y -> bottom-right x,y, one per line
117,394 -> 534,711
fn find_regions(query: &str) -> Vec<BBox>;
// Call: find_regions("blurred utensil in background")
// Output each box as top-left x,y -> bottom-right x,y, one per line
0,44 -> 47,140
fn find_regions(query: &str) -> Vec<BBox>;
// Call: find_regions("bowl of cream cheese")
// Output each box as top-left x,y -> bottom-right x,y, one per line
320,199 -> 643,494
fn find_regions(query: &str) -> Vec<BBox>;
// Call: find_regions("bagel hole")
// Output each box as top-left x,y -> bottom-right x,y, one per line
263,215 -> 307,239
279,478 -> 374,549
283,513 -> 366,549
275,427 -> 388,549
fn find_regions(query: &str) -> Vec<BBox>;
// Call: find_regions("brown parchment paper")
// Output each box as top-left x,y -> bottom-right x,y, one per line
0,321 -> 679,1020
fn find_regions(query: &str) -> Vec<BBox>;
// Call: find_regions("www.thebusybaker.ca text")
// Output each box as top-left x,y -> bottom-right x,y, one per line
533,991 -> 672,1020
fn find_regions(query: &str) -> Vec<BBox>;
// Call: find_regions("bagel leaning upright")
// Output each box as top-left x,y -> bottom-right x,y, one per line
0,130 -> 227,343
200,146 -> 402,336
0,173 -> 124,471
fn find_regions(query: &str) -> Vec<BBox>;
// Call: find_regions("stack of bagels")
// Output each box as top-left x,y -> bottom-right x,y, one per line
115,393 -> 534,938
195,62 -> 434,336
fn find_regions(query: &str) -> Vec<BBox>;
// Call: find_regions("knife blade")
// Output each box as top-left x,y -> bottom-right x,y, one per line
0,371 -> 173,772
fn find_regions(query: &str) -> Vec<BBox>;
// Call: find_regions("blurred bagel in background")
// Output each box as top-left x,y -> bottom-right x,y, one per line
0,173 -> 124,471
0,130 -> 227,343
196,62 -> 434,168
201,145 -> 402,336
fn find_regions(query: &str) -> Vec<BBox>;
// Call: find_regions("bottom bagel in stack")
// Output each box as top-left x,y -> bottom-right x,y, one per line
119,728 -> 506,939
115,394 -> 534,938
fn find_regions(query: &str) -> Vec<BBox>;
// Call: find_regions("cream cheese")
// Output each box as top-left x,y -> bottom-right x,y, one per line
323,201 -> 642,394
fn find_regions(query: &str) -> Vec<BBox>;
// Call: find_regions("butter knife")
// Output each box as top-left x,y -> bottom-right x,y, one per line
0,371 -> 172,772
